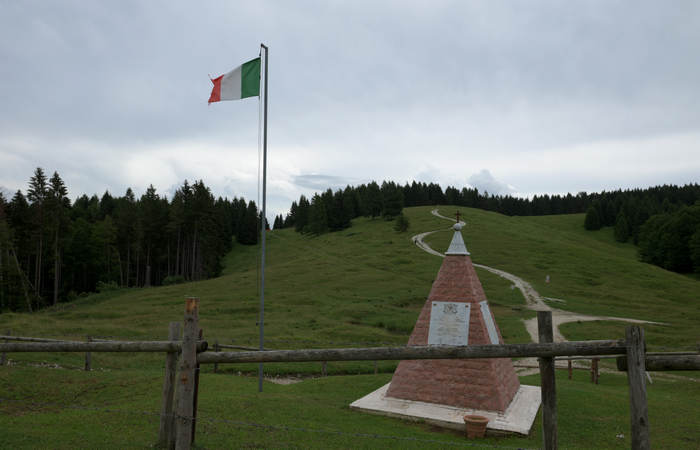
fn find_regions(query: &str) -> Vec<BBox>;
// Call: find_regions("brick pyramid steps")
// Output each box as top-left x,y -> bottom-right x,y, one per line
385,233 -> 520,413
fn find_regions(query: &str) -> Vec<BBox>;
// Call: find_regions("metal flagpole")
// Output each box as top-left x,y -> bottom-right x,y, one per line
258,43 -> 268,392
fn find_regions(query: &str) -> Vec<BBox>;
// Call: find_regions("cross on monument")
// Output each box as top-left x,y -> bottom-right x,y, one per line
455,210 -> 462,223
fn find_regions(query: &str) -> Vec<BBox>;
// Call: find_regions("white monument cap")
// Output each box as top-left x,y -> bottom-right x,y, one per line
445,226 -> 470,255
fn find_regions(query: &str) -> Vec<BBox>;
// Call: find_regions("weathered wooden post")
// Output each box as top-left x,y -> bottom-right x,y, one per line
84,335 -> 92,371
213,340 -> 219,373
567,359 -> 572,380
591,358 -> 599,384
158,321 -> 180,449
322,361 -> 327,377
538,311 -> 557,450
1,330 -> 9,365
191,328 -> 203,444
626,326 -> 650,450
174,298 -> 199,450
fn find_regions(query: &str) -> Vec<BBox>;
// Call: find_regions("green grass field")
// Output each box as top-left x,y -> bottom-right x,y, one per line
1,205 -> 698,448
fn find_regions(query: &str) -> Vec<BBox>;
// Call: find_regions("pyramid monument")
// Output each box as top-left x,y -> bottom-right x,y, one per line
351,220 -> 540,434
385,221 -> 520,411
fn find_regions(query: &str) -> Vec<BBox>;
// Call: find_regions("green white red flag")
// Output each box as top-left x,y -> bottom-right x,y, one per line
208,57 -> 261,104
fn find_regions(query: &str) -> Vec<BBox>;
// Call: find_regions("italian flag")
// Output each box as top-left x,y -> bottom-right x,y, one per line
208,57 -> 261,104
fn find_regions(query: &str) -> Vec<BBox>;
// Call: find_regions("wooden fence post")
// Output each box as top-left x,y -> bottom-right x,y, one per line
591,358 -> 599,384
538,311 -> 557,450
191,329 -> 203,445
174,297 -> 199,450
213,340 -> 219,373
84,335 -> 92,371
158,321 -> 180,449
626,326 -> 650,450
1,330 -> 9,365
567,359 -> 572,380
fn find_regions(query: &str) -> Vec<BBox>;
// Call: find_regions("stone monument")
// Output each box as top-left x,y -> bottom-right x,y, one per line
351,221 -> 541,434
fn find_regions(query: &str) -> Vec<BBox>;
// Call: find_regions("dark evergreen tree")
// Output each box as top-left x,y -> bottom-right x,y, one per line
689,228 -> 700,273
237,201 -> 259,245
364,182 -> 383,218
381,181 -> 403,219
394,212 -> 410,232
294,195 -> 310,232
46,172 -> 70,304
614,212 -> 630,243
307,193 -> 328,235
27,167 -> 48,300
584,206 -> 601,230
99,191 -> 115,220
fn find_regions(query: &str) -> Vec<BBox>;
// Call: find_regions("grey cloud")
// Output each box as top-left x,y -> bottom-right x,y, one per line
468,170 -> 515,196
292,174 -> 354,191
0,186 -> 13,200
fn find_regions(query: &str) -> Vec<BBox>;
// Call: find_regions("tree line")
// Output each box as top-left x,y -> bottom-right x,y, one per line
272,180 -> 604,235
0,168 -> 262,312
272,180 -> 606,235
583,184 -> 700,273
274,180 -> 699,274
272,181 -> 404,234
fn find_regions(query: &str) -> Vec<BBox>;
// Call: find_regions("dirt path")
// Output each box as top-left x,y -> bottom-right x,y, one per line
412,209 -> 662,343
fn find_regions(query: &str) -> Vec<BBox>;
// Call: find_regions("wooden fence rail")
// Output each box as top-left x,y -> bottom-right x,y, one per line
0,341 -> 207,353
617,354 -> 700,371
0,335 -> 84,343
196,340 -> 627,364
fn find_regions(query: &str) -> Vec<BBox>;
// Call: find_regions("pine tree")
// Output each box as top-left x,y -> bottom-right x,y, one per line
99,191 -> 115,219
27,167 -> 48,300
394,212 -> 410,232
47,171 -> 69,304
237,201 -> 259,245
689,229 -> 700,274
294,195 -> 310,232
381,181 -> 403,219
365,182 -> 383,218
584,206 -> 601,230
307,194 -> 328,235
614,212 -> 630,243
114,188 -> 137,286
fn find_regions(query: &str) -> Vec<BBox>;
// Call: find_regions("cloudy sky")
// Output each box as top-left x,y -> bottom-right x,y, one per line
1,1 -> 699,219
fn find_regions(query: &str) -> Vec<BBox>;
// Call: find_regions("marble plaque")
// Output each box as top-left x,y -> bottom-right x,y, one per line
479,300 -> 500,344
428,302 -> 470,346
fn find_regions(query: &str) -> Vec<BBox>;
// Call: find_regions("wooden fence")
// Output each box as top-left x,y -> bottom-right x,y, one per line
2,297 -> 699,450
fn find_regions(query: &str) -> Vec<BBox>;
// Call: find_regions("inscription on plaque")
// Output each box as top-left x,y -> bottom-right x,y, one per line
479,300 -> 500,345
428,301 -> 470,346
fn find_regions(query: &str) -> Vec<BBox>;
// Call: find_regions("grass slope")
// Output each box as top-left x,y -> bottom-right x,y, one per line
423,207 -> 699,350
1,205 -> 698,448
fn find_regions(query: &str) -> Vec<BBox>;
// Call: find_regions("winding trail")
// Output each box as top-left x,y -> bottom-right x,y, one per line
412,209 -> 662,343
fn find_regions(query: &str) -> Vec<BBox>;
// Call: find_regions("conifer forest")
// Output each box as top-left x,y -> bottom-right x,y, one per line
0,168 -> 262,311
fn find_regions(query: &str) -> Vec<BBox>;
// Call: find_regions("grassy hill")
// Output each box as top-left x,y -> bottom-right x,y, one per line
423,208 -> 699,350
1,205 -> 698,448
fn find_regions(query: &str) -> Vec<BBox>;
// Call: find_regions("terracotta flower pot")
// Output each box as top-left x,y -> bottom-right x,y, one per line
463,415 -> 489,438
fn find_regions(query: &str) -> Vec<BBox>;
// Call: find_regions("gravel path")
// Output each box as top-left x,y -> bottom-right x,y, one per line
412,209 -> 662,343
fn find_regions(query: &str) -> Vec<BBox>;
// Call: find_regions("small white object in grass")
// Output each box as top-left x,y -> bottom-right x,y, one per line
453,222 -> 463,231
616,433 -> 625,439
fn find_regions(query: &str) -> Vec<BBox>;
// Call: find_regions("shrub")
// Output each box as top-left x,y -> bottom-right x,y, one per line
96,281 -> 119,293
394,213 -> 410,232
162,275 -> 186,286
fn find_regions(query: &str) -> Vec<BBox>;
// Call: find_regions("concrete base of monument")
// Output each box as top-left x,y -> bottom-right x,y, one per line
350,383 -> 541,435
